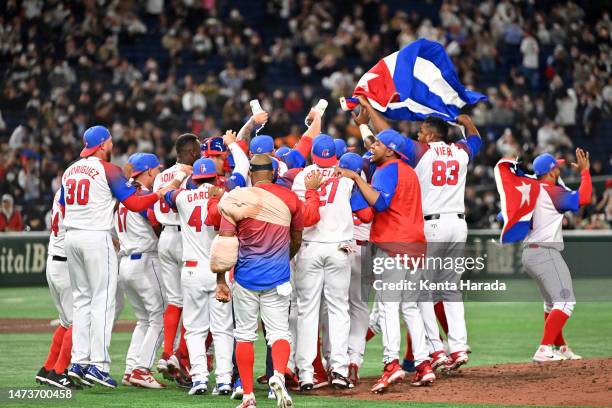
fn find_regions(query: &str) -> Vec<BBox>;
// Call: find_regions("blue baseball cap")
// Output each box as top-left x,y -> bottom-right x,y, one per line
192,158 -> 217,180
533,153 -> 565,176
280,149 -> 306,169
312,134 -> 337,167
376,129 -> 407,160
250,135 -> 274,154
80,125 -> 111,157
201,137 -> 227,157
275,146 -> 290,157
334,139 -> 348,159
338,152 -> 363,174
128,153 -> 161,177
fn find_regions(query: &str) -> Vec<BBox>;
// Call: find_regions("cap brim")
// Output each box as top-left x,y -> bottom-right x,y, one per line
313,155 -> 338,167
192,172 -> 217,180
203,151 -> 226,157
80,145 -> 100,157
556,159 -> 566,166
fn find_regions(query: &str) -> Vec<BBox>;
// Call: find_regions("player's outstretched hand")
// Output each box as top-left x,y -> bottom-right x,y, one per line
334,167 -> 358,181
215,282 -> 231,303
305,171 -> 324,190
176,163 -> 194,176
208,185 -> 225,199
357,95 -> 372,110
572,148 -> 590,172
305,108 -> 321,125
223,130 -> 237,146
252,111 -> 269,126
123,163 -> 134,179
455,114 -> 473,126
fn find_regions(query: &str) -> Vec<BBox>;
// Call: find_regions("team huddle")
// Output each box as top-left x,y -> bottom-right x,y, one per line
34,95 -> 592,408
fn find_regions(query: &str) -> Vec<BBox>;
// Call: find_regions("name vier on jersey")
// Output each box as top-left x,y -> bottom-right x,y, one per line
62,165 -> 100,181
433,146 -> 454,157
187,190 -> 210,202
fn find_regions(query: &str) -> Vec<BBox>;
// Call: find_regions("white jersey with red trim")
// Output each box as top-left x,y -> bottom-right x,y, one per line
61,157 -> 136,231
414,141 -> 470,216
174,185 -> 217,261
114,187 -> 158,256
292,164 -> 355,243
153,164 -> 186,226
48,189 -> 66,257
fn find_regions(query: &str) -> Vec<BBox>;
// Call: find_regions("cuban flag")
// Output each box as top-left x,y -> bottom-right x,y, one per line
340,39 -> 487,122
494,159 -> 541,244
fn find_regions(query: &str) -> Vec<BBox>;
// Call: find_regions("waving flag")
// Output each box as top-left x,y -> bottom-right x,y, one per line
494,159 -> 541,244
340,39 -> 487,122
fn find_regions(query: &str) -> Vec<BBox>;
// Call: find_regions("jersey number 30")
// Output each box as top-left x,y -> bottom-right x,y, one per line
431,160 -> 459,186
65,179 -> 91,205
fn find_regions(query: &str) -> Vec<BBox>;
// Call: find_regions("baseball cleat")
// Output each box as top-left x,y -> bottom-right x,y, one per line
122,373 -> 132,386
269,374 -> 293,408
129,369 -> 166,389
284,369 -> 300,390
533,345 -> 567,362
85,365 -> 117,388
267,387 -> 275,399
212,382 -> 232,395
36,367 -> 50,385
402,358 -> 416,372
411,361 -> 435,386
231,378 -> 244,400
256,374 -> 268,384
299,381 -> 314,392
444,351 -> 469,372
46,370 -> 82,390
174,371 -> 193,389
331,372 -> 354,389
348,363 -> 359,385
157,352 -> 171,378
68,364 -> 93,387
188,380 -> 208,395
555,345 -> 582,360
236,394 -> 257,408
430,350 -> 450,371
370,359 -> 405,393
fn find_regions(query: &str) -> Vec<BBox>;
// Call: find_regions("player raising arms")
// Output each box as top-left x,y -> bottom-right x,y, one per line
115,153 -> 167,389
61,126 -> 172,388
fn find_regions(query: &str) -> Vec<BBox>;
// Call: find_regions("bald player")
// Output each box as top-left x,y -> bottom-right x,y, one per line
212,154 -> 303,408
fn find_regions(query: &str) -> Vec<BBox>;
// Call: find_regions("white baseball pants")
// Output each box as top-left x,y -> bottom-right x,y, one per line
119,253 -> 165,373
158,227 -> 183,307
182,262 -> 233,384
46,255 -> 73,328
347,242 -> 370,367
65,230 -> 117,372
295,242 -> 351,381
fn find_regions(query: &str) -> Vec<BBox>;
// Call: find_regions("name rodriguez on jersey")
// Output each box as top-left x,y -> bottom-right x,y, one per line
372,279 -> 507,292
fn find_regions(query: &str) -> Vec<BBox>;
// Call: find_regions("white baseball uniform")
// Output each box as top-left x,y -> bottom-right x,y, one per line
153,164 -> 187,308
114,187 -> 166,374
61,156 -> 138,372
292,164 -> 363,381
47,189 -> 72,328
413,138 -> 480,354
169,185 -> 234,385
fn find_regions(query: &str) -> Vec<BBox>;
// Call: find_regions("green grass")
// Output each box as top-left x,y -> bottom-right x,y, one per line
0,287 -> 611,408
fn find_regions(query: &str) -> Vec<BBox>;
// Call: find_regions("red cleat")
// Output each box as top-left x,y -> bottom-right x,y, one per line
430,350 -> 450,371
348,363 -> 359,386
370,360 -> 405,393
411,361 -> 435,386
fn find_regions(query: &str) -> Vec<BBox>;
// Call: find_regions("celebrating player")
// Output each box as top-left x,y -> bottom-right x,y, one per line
115,153 -> 167,389
525,149 -> 591,362
61,126 -> 171,388
36,189 -> 76,390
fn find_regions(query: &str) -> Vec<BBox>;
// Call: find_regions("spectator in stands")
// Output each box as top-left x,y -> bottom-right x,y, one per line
0,194 -> 23,232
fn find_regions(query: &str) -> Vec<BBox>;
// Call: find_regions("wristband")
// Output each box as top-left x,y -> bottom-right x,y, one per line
359,124 -> 374,138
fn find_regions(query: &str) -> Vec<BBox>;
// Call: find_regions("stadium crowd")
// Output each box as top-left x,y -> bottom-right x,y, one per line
0,0 -> 611,232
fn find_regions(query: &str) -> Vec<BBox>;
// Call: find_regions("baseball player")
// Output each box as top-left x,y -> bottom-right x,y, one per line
61,126 -> 170,388
36,189 -> 77,390
525,149 -> 591,362
292,135 -> 372,391
162,158 -> 230,395
153,133 -> 201,382
211,154 -> 304,408
114,153 -> 167,389
335,127 -> 434,392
